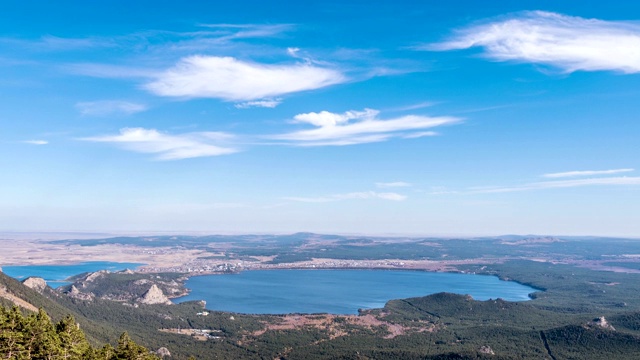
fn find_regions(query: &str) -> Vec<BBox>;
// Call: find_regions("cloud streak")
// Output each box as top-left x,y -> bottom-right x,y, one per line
376,182 -> 412,188
195,23 -> 293,42
234,99 -> 282,109
66,63 -> 157,79
144,56 -> 346,101
285,191 -> 407,203
80,107 -> 459,159
542,168 -> 634,178
75,100 -> 148,116
3,24 -> 293,53
429,11 -> 640,73
81,128 -> 237,160
270,108 -> 459,146
470,176 -> 640,194
22,140 -> 48,145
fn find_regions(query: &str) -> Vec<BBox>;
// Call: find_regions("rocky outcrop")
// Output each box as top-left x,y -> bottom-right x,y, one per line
139,284 -> 172,305
588,316 -> 616,331
479,345 -> 495,355
66,285 -> 95,301
156,347 -> 171,358
84,270 -> 109,283
22,277 -> 47,293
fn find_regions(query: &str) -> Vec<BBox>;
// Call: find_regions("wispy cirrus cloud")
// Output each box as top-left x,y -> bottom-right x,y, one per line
21,24 -> 408,108
427,11 -> 640,73
469,176 -> 640,194
389,101 -> 437,112
0,35 -> 117,51
402,131 -> 438,139
65,63 -> 157,79
375,182 -> 412,188
234,99 -> 282,109
270,108 -> 459,146
285,191 -> 407,203
22,140 -> 48,145
80,107 -> 458,159
194,23 -> 293,42
542,168 -> 634,178
3,24 -> 293,53
81,127 -> 237,160
144,56 -> 346,101
75,100 -> 148,116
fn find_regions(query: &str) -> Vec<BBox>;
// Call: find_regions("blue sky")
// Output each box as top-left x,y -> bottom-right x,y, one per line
1,1 -> 639,236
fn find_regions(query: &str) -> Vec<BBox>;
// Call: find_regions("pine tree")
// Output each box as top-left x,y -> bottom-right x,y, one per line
1,306 -> 160,360
97,343 -> 117,360
56,315 -> 90,359
0,306 -> 26,359
115,332 -> 158,360
23,308 -> 61,359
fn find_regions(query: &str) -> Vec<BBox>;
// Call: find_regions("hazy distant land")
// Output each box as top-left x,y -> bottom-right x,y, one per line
2,232 -> 640,276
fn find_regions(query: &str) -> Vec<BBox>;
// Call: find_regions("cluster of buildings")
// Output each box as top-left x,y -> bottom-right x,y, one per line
139,258 -> 415,275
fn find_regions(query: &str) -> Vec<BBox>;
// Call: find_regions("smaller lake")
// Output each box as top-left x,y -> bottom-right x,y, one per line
175,270 -> 536,314
2,261 -> 143,288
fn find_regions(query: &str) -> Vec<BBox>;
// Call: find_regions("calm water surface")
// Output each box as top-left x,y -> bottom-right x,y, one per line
175,270 -> 536,314
2,261 -> 143,288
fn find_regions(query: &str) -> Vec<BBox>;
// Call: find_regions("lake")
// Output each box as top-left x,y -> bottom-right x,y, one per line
175,269 -> 536,314
2,261 -> 143,288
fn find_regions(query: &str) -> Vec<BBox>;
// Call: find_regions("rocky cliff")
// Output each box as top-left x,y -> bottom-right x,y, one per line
139,284 -> 172,305
22,276 -> 48,293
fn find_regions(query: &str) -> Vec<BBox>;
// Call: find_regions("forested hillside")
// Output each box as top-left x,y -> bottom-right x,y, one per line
0,306 -> 160,359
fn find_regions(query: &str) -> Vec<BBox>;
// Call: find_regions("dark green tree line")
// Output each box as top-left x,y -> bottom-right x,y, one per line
0,306 -> 159,359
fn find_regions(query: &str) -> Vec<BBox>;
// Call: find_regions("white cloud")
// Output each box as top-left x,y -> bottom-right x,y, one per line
5,24 -> 292,53
542,168 -> 634,178
234,99 -> 282,109
271,108 -> 459,146
293,108 -> 378,127
390,101 -> 437,112
429,11 -> 640,73
470,176 -> 640,194
376,182 -> 412,188
285,191 -> 407,203
75,100 -> 148,116
287,47 -> 301,57
22,140 -> 48,145
196,23 -> 293,42
144,56 -> 346,101
82,127 -> 237,160
402,131 -> 438,139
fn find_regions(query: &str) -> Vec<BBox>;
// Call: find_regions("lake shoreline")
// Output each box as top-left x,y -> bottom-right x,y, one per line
173,269 -> 537,315
2,261 -> 542,303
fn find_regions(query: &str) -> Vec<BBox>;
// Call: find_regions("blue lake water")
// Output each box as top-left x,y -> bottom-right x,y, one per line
2,261 -> 143,288
175,269 -> 537,314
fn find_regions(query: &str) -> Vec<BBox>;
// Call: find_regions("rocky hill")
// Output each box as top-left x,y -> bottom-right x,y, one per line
22,276 -> 48,293
139,284 -> 172,305
58,271 -> 188,305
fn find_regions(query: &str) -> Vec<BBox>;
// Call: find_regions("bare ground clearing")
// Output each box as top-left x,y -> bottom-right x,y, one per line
252,313 -> 433,339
